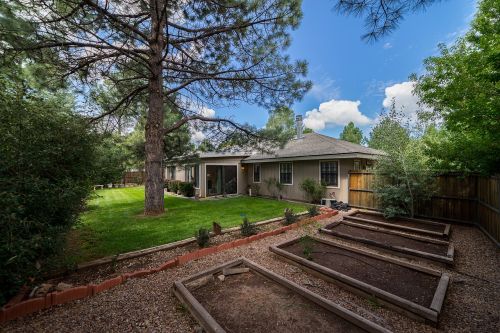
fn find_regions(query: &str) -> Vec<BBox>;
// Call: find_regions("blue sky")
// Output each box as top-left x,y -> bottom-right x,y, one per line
212,0 -> 478,139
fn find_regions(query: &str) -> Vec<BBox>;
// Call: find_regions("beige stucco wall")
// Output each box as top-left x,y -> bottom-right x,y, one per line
246,158 -> 362,203
198,157 -> 248,197
166,157 -> 249,197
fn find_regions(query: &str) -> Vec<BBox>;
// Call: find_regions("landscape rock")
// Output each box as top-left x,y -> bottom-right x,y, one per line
55,282 -> 73,291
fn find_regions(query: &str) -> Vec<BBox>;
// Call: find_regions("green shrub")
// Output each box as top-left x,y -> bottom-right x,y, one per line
194,228 -> 210,248
240,217 -> 258,237
179,182 -> 195,197
283,208 -> 297,225
0,72 -> 96,305
300,235 -> 314,261
307,205 -> 320,217
165,180 -> 181,193
300,178 -> 326,203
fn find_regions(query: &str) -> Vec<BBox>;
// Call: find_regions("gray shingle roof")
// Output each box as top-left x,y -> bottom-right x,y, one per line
199,152 -> 251,158
243,133 -> 384,162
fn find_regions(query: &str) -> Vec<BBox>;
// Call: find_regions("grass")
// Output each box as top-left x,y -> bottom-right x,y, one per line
69,187 -> 309,263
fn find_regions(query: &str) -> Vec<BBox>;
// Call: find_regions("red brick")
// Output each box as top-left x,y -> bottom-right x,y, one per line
127,269 -> 151,279
248,234 -> 260,243
87,285 -> 96,297
216,242 -> 233,252
197,246 -> 217,258
52,286 -> 89,305
3,297 -> 45,321
232,238 -> 247,247
157,258 -> 178,271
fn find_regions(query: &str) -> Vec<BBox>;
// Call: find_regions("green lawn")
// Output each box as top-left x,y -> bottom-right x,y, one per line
71,187 -> 308,262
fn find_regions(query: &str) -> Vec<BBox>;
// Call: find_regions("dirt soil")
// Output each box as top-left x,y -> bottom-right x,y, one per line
351,213 -> 446,233
191,269 -> 366,333
328,223 -> 449,256
283,239 -> 440,307
2,212 -> 499,333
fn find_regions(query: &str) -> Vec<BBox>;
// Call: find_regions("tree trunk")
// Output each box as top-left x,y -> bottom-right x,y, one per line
144,0 -> 166,215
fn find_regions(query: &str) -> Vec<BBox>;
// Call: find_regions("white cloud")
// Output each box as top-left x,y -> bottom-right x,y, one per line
199,107 -> 215,118
383,42 -> 393,49
382,81 -> 431,120
303,99 -> 372,131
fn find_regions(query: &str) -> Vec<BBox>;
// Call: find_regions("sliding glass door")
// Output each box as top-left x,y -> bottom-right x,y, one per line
206,165 -> 237,196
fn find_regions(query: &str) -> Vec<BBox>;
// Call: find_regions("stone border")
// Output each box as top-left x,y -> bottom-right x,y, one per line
172,257 -> 392,333
345,209 -> 451,239
269,236 -> 450,326
320,220 -> 455,265
77,212 -> 309,270
0,210 -> 337,324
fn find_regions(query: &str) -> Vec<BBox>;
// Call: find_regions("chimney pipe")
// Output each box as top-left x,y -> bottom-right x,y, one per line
295,115 -> 303,139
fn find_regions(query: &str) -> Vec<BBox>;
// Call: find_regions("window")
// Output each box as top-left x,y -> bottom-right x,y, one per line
185,164 -> 200,188
320,161 -> 339,187
353,160 -> 360,171
167,166 -> 176,180
279,162 -> 293,185
253,164 -> 261,183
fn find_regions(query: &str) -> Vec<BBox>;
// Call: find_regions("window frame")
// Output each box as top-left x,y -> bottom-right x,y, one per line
253,163 -> 261,183
185,164 -> 200,189
279,162 -> 293,185
167,166 -> 176,180
319,160 -> 340,188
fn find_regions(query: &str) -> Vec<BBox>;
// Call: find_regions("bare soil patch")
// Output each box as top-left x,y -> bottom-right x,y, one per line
282,239 -> 440,307
326,223 -> 449,256
191,269 -> 367,333
351,213 -> 446,233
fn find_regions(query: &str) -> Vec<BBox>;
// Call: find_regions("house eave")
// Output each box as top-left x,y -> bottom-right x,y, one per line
241,153 -> 381,164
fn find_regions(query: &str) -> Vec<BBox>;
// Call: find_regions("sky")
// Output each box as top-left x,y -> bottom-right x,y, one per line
209,0 -> 478,139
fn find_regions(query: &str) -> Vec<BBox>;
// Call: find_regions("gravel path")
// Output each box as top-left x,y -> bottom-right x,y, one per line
3,214 -> 499,333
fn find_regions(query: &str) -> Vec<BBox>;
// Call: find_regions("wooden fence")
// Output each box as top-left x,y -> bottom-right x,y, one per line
123,171 -> 145,185
348,171 -> 500,244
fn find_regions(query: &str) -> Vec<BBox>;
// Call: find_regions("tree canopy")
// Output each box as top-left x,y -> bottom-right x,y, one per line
3,0 -> 311,214
413,0 -> 500,174
339,121 -> 363,144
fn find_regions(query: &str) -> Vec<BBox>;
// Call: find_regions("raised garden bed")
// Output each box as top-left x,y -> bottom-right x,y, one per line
344,210 -> 451,239
270,237 -> 450,325
172,258 -> 391,333
320,221 -> 454,265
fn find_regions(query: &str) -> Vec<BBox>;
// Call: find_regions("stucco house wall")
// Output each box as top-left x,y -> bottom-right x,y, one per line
246,159 -> 358,203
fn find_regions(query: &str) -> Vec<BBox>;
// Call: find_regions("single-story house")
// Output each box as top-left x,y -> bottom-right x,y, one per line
165,116 -> 383,203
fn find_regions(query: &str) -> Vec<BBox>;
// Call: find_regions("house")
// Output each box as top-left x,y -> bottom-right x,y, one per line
165,116 -> 383,203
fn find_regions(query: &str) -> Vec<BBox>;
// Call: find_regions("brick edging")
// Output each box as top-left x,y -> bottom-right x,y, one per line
0,210 -> 337,324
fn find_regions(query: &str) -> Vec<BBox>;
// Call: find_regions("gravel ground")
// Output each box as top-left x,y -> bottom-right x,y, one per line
2,213 -> 499,333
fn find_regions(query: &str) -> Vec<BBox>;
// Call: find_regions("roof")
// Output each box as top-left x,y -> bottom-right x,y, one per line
242,133 -> 384,162
199,151 -> 251,159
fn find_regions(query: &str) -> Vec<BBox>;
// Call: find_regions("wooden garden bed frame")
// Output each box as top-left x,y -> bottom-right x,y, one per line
172,257 -> 391,333
270,237 -> 450,326
320,220 -> 455,265
344,209 -> 451,239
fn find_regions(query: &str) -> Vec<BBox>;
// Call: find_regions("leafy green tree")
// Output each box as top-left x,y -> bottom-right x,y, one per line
413,0 -> 500,174
265,106 -> 296,140
0,62 -> 96,305
366,118 -> 410,150
339,122 -> 363,144
92,135 -> 130,184
5,0 -> 311,215
371,110 -> 434,218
